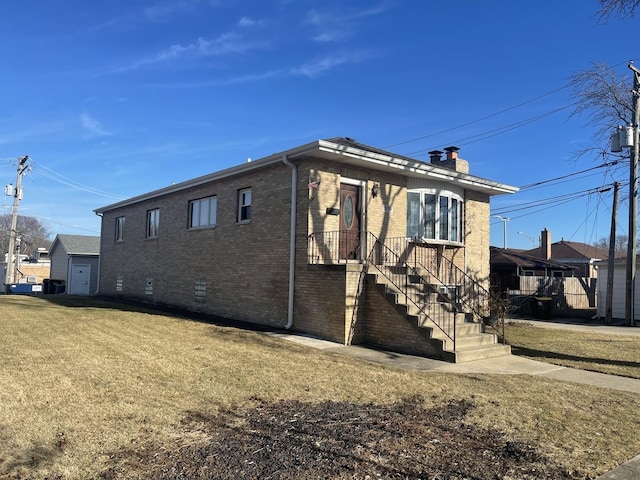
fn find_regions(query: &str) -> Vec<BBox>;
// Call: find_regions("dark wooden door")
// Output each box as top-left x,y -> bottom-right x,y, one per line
339,184 -> 361,259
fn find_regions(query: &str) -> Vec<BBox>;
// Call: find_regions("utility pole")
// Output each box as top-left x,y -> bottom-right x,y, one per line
4,155 -> 29,293
626,63 -> 640,327
606,182 -> 620,325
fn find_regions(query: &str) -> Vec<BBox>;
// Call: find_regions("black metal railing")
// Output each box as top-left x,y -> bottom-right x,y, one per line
366,233 -> 457,348
307,231 -> 501,349
371,236 -> 492,323
308,230 -> 361,264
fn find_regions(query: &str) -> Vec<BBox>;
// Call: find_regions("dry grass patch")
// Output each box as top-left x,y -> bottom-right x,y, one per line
501,321 -> 640,379
0,296 -> 639,479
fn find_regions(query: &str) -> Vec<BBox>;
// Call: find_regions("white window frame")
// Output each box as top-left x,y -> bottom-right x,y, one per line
237,187 -> 251,223
146,208 -> 160,238
189,195 -> 217,229
406,190 -> 464,245
115,216 -> 125,242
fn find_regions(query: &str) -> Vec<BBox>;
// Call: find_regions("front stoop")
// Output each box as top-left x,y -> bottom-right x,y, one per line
441,343 -> 512,363
367,266 -> 511,363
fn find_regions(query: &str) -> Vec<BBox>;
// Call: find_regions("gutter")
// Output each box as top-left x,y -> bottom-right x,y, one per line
282,154 -> 297,330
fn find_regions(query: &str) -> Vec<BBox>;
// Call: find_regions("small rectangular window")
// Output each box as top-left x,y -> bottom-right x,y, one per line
189,196 -> 217,229
238,188 -> 251,222
438,196 -> 449,240
146,209 -> 159,238
115,216 -> 125,242
406,192 -> 421,238
451,198 -> 459,242
424,194 -> 436,239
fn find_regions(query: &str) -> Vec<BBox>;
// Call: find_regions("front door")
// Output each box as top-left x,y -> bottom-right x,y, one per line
339,184 -> 361,259
69,264 -> 91,295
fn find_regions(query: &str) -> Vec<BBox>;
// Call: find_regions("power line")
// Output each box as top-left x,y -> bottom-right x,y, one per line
386,58 -> 639,156
29,159 -> 125,200
518,160 -> 621,190
406,104 -> 576,157
492,182 -> 621,217
383,85 -> 572,150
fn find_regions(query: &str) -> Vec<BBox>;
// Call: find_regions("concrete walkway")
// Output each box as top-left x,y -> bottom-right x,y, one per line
266,316 -> 640,479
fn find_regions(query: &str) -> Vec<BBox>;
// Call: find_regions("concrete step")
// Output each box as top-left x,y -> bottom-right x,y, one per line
419,319 -> 479,336
441,344 -> 512,363
453,332 -> 499,349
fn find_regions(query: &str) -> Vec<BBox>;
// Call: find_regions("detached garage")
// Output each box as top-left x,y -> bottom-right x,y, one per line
49,234 -> 100,295
596,257 -> 640,322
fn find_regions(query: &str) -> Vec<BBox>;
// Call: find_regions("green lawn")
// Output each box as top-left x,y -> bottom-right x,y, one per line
1,295 -> 639,479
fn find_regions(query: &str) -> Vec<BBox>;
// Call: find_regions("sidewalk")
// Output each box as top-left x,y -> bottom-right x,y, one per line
266,316 -> 640,480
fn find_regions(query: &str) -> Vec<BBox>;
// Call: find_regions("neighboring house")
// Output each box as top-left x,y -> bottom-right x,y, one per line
523,229 -> 609,278
1,248 -> 51,293
49,234 -> 100,295
595,258 -> 640,322
95,138 -> 518,362
490,246 -> 576,291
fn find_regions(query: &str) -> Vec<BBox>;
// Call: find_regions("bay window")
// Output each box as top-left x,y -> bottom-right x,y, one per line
406,190 -> 463,243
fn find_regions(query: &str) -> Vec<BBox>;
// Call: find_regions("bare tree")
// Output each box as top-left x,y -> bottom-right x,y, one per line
598,0 -> 640,21
570,61 -> 634,148
0,214 -> 51,258
594,234 -> 629,254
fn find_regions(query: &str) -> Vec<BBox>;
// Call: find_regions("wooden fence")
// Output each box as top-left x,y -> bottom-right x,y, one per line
507,276 -> 597,314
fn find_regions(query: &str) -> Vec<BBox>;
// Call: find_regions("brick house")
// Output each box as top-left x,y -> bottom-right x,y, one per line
95,138 -> 518,362
523,229 -> 609,278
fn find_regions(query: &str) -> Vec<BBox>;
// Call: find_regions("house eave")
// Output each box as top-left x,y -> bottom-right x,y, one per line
95,139 -> 518,214
315,140 -> 518,195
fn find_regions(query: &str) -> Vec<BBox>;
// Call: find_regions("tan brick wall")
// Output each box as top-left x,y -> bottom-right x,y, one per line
464,190 -> 491,290
360,276 -> 440,356
100,162 -> 292,326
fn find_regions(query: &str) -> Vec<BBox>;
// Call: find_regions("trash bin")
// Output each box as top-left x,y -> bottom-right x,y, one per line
533,297 -> 552,320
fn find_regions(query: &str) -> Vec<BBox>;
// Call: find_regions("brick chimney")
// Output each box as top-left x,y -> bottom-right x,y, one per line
445,146 -> 459,160
541,228 -> 551,260
437,146 -> 469,173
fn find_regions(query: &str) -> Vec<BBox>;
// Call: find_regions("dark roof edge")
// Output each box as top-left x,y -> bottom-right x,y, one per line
95,138 -> 518,214
94,141 -> 320,214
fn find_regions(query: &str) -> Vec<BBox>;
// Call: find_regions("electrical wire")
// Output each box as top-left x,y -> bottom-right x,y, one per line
492,182 -> 621,217
518,160 -> 620,190
406,104 -> 576,157
29,159 -> 125,200
385,58 -> 638,156
383,85 -> 572,150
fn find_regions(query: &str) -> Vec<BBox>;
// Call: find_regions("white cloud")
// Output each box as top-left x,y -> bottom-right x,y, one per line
306,3 -> 389,43
144,0 -> 203,21
238,16 -> 263,27
124,31 -> 262,70
80,113 -> 111,137
291,52 -> 365,78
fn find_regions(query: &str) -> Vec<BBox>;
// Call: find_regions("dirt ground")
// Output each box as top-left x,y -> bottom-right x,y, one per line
99,395 -> 576,480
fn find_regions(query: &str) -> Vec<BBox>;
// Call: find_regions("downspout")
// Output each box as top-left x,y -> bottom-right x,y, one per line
95,212 -> 102,294
282,154 -> 297,330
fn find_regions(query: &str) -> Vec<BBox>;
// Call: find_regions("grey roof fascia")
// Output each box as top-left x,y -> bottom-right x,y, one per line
95,139 -> 518,214
315,140 -> 518,195
94,141 -> 320,214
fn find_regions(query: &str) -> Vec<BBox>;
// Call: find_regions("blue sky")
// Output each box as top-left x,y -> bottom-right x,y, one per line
0,0 -> 638,250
